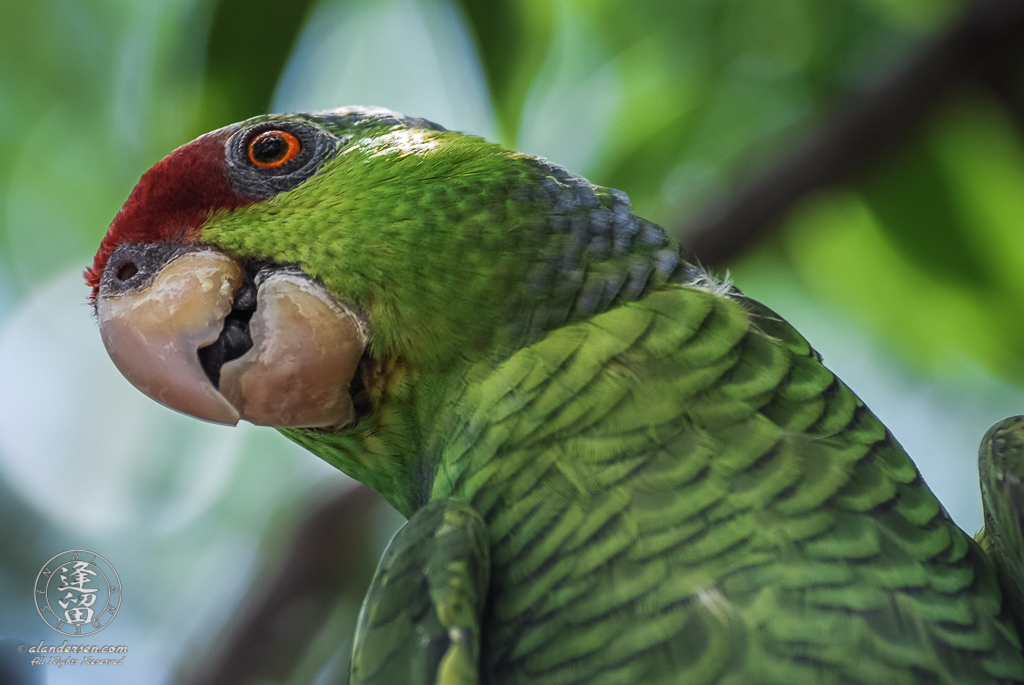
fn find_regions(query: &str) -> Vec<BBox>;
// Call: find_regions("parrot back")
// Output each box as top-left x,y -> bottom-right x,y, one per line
432,281 -> 1024,685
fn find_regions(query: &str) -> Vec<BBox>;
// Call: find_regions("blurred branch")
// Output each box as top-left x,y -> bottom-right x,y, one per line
680,0 -> 1024,267
179,483 -> 382,685
984,45 -> 1024,133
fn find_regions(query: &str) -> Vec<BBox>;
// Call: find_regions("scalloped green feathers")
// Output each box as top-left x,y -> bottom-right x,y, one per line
413,284 -> 1022,683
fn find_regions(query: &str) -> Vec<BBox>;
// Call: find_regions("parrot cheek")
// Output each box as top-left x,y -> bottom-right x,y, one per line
97,249 -> 367,429
97,250 -> 244,425
218,271 -> 366,428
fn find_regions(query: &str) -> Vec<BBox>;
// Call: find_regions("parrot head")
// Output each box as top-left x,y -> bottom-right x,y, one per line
88,108 -> 538,428
88,110 -> 374,430
88,106 -> 680,508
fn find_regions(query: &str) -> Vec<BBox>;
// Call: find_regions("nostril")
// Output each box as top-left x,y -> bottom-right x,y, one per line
117,262 -> 139,280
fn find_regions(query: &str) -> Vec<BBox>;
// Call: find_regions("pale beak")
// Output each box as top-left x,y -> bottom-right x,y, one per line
97,249 -> 366,428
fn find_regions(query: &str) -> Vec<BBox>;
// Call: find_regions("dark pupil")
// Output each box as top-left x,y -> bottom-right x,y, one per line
116,261 -> 138,280
253,135 -> 286,164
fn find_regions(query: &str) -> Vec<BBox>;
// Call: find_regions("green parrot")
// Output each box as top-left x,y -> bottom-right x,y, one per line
88,107 -> 1024,684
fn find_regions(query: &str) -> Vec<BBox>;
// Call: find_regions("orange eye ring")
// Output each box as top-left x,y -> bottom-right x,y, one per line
247,131 -> 301,168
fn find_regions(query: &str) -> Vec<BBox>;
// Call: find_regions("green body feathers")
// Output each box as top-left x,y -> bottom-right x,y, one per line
419,285 -> 1021,683
194,109 -> 1024,683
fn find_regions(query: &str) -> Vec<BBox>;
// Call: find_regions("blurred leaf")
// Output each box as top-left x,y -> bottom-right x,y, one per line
858,129 -> 989,288
857,0 -> 961,32
514,10 -> 619,173
453,0 -> 555,145
782,189 -> 1024,376
197,0 -> 321,130
0,0 -> 128,285
929,93 -> 1024,305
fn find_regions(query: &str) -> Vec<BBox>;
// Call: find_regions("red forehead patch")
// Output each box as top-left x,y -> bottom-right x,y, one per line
85,128 -> 256,298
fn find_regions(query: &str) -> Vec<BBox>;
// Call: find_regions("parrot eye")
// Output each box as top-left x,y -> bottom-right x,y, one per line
225,119 -> 340,199
248,131 -> 301,168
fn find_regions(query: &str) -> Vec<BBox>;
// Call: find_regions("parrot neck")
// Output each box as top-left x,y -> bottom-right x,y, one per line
278,152 -> 697,517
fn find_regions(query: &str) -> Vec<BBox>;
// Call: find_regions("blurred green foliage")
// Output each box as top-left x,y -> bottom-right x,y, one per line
2,0 -> 1024,683
784,95 -> 1024,377
455,0 -> 555,143
199,0 -> 321,129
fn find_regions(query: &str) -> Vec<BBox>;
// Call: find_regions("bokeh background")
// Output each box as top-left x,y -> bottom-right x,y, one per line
1,0 -> 1024,683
